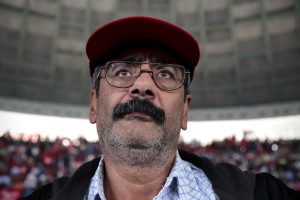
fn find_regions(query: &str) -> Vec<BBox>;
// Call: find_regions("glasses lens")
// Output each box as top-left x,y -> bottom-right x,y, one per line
105,62 -> 186,91
153,65 -> 185,90
106,62 -> 139,87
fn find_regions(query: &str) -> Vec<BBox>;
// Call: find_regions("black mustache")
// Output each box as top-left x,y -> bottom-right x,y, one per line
112,98 -> 166,125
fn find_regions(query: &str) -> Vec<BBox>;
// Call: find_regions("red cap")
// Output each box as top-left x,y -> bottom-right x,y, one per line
86,16 -> 200,82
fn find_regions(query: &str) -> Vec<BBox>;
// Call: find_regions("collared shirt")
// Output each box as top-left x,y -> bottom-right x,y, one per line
85,151 -> 219,200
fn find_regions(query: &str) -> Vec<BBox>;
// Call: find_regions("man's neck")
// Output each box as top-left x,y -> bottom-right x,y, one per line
103,153 -> 176,200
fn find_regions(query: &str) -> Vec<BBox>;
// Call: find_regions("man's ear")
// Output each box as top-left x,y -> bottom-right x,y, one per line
89,90 -> 97,124
181,94 -> 191,130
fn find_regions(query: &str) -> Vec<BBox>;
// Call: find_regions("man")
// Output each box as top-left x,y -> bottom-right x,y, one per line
22,16 -> 299,200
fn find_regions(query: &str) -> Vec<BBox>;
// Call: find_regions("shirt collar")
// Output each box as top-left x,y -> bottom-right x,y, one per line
87,156 -> 105,200
156,151 -> 202,199
87,151 -> 217,200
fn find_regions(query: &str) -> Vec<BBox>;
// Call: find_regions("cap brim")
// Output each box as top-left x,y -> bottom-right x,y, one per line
86,16 -> 200,81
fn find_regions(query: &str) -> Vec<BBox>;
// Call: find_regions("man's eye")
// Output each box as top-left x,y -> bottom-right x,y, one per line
116,69 -> 132,77
157,71 -> 173,79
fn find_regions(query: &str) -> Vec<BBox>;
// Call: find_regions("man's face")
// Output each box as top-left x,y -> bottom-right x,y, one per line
89,50 -> 191,167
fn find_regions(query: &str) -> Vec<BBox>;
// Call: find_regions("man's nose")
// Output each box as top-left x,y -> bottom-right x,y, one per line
128,65 -> 156,100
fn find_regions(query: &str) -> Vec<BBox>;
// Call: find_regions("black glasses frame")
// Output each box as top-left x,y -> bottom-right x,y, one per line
96,61 -> 190,91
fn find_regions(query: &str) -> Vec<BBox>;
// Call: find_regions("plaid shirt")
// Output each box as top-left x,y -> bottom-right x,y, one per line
85,151 -> 219,200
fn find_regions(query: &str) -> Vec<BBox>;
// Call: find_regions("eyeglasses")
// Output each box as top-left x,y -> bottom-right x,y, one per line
96,61 -> 189,91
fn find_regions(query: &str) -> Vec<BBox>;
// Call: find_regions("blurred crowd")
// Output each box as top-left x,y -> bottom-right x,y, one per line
179,132 -> 300,191
0,131 -> 299,199
0,132 -> 101,199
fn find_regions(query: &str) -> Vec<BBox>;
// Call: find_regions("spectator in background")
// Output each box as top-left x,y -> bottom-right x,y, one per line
23,168 -> 38,196
21,16 -> 299,200
0,132 -> 101,200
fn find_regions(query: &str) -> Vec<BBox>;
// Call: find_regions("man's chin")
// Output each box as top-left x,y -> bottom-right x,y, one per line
102,135 -> 173,167
115,147 -> 163,167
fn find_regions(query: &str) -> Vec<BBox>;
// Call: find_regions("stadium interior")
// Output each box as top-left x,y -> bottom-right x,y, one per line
0,0 -> 299,198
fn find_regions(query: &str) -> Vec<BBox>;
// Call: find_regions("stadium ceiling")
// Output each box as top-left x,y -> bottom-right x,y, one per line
0,0 -> 300,120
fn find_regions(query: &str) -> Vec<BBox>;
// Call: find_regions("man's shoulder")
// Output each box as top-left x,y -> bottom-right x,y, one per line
254,172 -> 300,200
20,157 -> 101,200
179,149 -> 255,199
179,149 -> 300,200
19,181 -> 54,200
